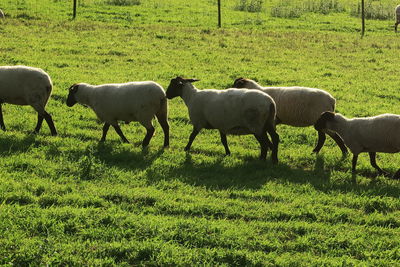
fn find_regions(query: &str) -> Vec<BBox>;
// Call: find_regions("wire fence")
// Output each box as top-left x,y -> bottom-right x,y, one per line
1,0 -> 398,26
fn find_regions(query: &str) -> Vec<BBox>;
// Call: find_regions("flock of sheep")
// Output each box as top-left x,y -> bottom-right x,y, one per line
0,65 -> 399,179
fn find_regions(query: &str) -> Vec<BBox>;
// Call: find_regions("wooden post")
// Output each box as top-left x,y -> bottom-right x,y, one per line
218,0 -> 221,28
361,0 -> 365,37
73,0 -> 77,19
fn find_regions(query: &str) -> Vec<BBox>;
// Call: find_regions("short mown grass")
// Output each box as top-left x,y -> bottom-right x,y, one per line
0,0 -> 400,265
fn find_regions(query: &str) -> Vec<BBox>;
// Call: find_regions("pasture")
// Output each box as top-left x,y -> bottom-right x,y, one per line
0,0 -> 400,265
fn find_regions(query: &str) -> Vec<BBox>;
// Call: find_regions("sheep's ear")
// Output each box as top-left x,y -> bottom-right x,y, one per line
68,84 -> 79,93
233,77 -> 245,87
234,77 -> 244,83
184,78 -> 200,83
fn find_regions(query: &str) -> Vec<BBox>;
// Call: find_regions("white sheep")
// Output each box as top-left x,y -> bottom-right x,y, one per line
233,78 -> 347,155
166,77 -> 279,163
395,5 -> 400,32
66,81 -> 169,148
315,111 -> 400,178
0,65 -> 57,135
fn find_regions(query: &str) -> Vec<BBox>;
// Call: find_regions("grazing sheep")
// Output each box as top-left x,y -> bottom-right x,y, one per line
0,9 -> 4,19
395,5 -> 400,32
166,77 -> 279,163
0,65 -> 57,135
66,81 -> 169,148
233,78 -> 347,155
315,111 -> 400,178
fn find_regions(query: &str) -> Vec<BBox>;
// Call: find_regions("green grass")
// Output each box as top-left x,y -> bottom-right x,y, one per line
1,0 -> 400,265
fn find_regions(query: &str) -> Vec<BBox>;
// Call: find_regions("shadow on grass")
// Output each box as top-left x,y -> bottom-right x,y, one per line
91,142 -> 165,171
146,151 -> 331,189
0,134 -> 47,155
147,152 -> 400,198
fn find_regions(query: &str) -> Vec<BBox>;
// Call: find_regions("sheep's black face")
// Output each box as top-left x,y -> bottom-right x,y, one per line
166,77 -> 200,99
232,77 -> 246,88
66,84 -> 79,107
166,77 -> 184,99
314,111 -> 335,131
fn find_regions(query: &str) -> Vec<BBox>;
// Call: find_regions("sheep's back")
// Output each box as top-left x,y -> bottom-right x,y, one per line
192,89 -> 273,134
347,114 -> 400,153
262,87 -> 334,127
90,82 -> 165,123
0,66 -> 52,106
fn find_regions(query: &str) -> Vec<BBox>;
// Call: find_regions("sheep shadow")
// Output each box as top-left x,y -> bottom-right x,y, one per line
0,133 -> 50,155
146,151 -> 332,190
146,151 -> 400,198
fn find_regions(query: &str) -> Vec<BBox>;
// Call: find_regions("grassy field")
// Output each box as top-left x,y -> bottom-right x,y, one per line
1,0 -> 400,265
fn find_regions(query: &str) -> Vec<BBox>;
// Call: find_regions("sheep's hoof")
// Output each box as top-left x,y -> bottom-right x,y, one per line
184,146 -> 190,152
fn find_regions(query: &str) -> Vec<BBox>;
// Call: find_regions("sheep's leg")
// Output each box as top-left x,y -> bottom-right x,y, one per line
112,124 -> 129,143
395,22 -> 399,32
142,126 -> 155,148
266,124 -> 279,164
327,132 -> 348,155
155,109 -> 170,147
0,103 -> 5,131
34,114 -> 44,133
312,131 -> 326,153
32,105 -> 57,136
100,123 -> 110,142
185,128 -> 200,152
254,133 -> 270,161
42,111 -> 57,136
369,152 -> 389,176
219,131 -> 230,156
351,154 -> 358,173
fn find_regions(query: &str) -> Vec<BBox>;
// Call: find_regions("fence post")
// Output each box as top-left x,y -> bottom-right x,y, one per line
73,0 -> 77,19
218,0 -> 221,27
361,0 -> 365,37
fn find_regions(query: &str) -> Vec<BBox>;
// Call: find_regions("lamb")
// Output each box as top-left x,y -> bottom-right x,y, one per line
66,81 -> 169,148
166,77 -> 279,163
0,65 -> 57,135
232,78 -> 347,155
315,111 -> 400,178
395,5 -> 400,32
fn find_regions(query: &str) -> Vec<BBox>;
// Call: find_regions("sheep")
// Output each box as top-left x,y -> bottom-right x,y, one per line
232,78 -> 347,155
166,77 -> 279,163
395,5 -> 400,32
0,65 -> 57,135
66,81 -> 169,148
315,111 -> 400,179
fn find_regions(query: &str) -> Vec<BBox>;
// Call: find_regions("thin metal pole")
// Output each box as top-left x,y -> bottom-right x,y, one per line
73,0 -> 77,19
361,0 -> 365,37
218,0 -> 221,28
